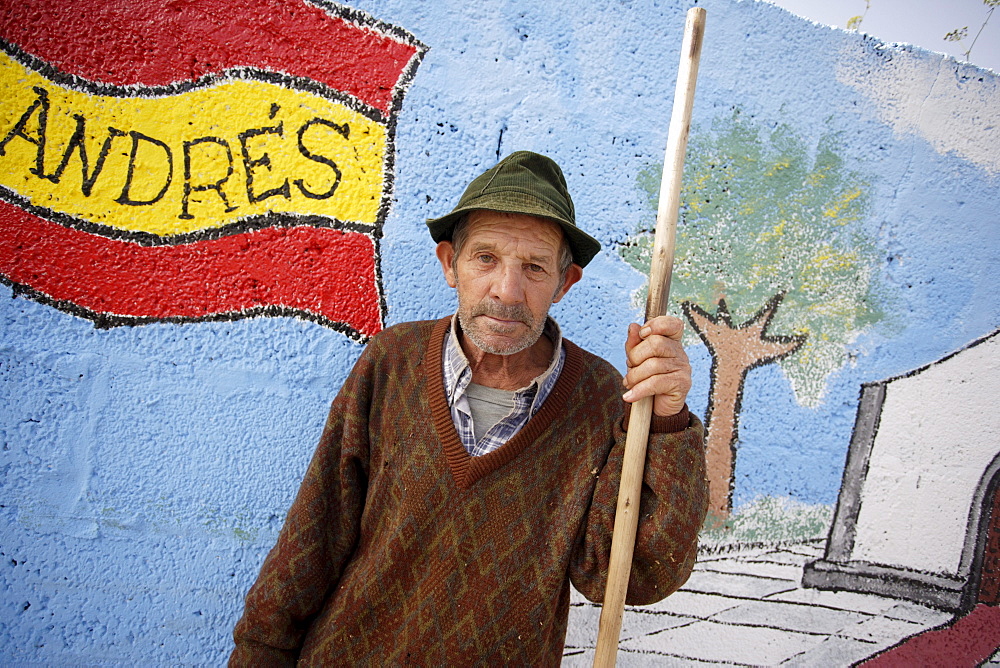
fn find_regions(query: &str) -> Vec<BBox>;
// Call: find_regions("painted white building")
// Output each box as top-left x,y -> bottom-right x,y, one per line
805,330 -> 1000,610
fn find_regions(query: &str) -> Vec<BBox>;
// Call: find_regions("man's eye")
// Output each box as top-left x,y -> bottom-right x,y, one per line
527,264 -> 545,273
476,254 -> 494,264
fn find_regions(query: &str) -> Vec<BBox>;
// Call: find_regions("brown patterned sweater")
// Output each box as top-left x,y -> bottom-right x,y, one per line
230,317 -> 707,666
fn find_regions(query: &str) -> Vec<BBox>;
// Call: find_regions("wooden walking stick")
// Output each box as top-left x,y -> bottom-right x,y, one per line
592,7 -> 706,667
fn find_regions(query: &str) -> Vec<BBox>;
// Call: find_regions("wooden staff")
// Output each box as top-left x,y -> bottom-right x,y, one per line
593,7 -> 706,667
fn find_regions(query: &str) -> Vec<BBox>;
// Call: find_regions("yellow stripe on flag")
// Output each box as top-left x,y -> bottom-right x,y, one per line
0,52 -> 386,237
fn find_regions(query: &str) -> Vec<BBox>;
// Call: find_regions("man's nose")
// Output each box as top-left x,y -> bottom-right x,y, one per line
490,263 -> 525,303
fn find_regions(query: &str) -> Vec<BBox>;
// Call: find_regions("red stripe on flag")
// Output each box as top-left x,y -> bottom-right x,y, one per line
0,0 -> 419,114
0,202 -> 382,337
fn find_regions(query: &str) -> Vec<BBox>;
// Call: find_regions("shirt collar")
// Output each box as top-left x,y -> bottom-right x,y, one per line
443,314 -> 564,406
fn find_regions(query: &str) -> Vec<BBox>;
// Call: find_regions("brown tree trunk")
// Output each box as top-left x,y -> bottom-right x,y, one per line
683,293 -> 805,524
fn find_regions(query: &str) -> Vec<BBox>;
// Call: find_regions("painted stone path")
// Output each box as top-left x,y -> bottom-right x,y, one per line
563,541 -> 1000,666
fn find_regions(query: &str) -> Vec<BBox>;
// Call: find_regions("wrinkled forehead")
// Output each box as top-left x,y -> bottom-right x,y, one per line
463,210 -> 566,256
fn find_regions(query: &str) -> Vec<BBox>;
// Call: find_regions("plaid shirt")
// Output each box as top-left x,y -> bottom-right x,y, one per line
443,315 -> 565,457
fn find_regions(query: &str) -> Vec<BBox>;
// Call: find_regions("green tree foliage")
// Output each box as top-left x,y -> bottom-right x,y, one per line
622,110 -> 886,408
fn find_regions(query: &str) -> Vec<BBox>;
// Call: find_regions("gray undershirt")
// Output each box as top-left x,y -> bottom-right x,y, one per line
464,383 -> 517,444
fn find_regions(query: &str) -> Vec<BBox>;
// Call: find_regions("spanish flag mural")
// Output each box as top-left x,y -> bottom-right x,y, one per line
0,0 -> 425,340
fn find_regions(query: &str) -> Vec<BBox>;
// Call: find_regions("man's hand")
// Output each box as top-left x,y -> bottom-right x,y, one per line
622,315 -> 692,418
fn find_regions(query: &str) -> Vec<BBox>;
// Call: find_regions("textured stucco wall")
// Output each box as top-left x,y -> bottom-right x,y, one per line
1,0 -> 998,664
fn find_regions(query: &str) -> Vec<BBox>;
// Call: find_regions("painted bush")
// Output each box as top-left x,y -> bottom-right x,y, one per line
1,0 -> 998,664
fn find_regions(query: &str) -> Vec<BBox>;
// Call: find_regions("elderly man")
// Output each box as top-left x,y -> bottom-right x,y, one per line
230,151 -> 708,666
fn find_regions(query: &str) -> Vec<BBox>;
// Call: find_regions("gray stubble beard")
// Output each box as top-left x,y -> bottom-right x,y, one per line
456,299 -> 547,356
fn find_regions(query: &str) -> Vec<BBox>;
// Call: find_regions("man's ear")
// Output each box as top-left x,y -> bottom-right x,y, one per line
435,241 -> 458,288
552,264 -> 583,303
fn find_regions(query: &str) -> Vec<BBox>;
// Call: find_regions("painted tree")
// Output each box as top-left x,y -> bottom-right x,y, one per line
620,110 -> 886,522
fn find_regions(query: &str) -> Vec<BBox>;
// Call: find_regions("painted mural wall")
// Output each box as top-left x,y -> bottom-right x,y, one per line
804,330 -> 1000,609
1,0 -> 998,664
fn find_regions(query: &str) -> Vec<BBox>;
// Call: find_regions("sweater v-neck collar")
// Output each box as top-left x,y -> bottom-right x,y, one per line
424,317 -> 586,489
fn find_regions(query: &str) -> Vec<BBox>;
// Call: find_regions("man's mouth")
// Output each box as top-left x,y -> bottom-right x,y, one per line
473,303 -> 530,327
479,314 -> 526,331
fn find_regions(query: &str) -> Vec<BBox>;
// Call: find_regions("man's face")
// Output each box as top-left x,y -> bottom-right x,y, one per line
436,210 -> 582,356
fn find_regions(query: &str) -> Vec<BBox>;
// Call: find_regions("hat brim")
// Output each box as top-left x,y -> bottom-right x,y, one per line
426,201 -> 601,268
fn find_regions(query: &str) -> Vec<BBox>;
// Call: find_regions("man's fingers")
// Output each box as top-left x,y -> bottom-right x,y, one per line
637,315 -> 684,341
622,373 -> 691,417
622,378 -> 689,404
623,316 -> 691,418
623,354 -> 689,389
625,323 -> 643,367
625,332 -> 687,375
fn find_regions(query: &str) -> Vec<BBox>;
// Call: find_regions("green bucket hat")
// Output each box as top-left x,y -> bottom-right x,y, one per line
425,151 -> 602,267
